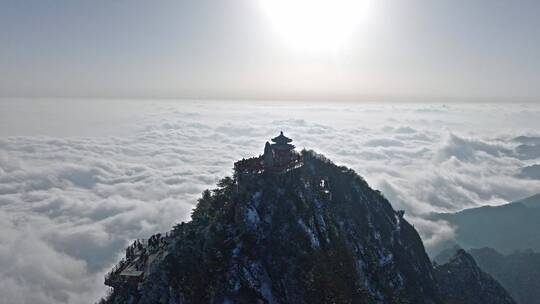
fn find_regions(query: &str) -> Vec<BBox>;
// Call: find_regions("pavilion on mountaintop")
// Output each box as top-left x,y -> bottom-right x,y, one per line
234,131 -> 301,174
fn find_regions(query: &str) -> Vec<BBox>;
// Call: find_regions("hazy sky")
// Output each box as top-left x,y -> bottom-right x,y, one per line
1,0 -> 540,101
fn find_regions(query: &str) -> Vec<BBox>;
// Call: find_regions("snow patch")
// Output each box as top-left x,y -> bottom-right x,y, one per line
298,219 -> 320,248
245,207 -> 260,225
252,191 -> 262,207
378,252 -> 393,266
241,261 -> 276,304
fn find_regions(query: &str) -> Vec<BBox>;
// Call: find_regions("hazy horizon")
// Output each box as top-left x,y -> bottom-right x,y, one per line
2,0 -> 540,101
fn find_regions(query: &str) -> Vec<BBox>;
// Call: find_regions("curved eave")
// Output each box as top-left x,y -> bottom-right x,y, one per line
271,134 -> 293,144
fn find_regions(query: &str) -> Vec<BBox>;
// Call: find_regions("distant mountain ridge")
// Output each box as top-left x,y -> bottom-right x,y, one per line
429,193 -> 540,254
518,164 -> 540,180
513,193 -> 540,207
470,247 -> 540,304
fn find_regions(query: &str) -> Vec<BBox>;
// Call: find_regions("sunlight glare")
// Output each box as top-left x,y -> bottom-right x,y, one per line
260,0 -> 371,52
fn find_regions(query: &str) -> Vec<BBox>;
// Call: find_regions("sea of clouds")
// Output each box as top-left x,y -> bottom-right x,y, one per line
1,99 -> 540,303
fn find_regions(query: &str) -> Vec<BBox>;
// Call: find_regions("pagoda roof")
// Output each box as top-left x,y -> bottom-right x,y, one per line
271,131 -> 293,144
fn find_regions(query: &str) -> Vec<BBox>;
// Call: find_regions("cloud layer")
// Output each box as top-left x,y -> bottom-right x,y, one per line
1,99 -> 540,303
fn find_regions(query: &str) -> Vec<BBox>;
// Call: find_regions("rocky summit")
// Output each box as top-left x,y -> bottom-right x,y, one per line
101,135 -> 515,304
434,249 -> 515,304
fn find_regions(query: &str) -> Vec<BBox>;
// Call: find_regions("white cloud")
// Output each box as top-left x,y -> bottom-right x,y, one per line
1,99 -> 540,303
406,216 -> 456,248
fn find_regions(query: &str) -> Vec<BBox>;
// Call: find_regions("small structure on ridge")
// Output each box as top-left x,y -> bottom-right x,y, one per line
235,131 -> 302,174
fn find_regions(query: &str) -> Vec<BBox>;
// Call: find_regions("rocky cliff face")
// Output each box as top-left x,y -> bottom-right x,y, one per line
434,249 -> 515,304
101,150 -> 515,304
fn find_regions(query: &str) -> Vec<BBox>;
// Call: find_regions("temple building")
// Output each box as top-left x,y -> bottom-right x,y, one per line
235,131 -> 301,174
264,131 -> 295,169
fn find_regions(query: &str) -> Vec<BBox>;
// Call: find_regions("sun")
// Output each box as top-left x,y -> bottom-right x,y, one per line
260,0 -> 371,52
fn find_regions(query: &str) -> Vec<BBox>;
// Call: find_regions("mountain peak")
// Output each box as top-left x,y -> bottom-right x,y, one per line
434,249 -> 516,304
449,249 -> 478,268
101,140 -> 516,304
